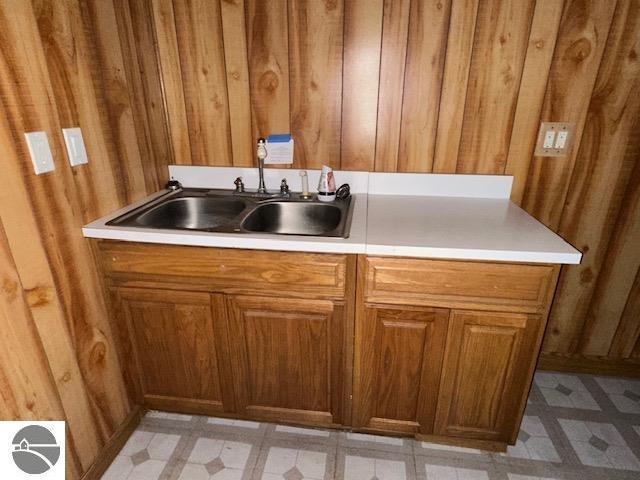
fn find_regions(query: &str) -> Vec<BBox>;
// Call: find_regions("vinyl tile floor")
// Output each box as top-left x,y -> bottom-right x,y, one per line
101,371 -> 640,480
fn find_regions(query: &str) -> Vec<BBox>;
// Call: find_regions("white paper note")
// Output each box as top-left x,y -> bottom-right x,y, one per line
264,134 -> 294,165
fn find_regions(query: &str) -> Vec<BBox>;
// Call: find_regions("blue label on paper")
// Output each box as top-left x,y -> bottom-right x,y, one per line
266,134 -> 292,143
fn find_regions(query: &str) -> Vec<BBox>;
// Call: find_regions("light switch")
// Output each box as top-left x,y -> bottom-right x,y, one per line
543,130 -> 556,149
534,122 -> 575,157
555,131 -> 568,149
62,127 -> 88,166
24,131 -> 55,175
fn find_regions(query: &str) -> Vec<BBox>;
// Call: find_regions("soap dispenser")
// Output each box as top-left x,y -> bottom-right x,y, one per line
317,165 -> 336,202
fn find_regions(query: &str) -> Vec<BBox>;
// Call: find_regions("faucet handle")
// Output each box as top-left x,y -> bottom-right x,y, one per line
233,177 -> 245,193
280,178 -> 290,195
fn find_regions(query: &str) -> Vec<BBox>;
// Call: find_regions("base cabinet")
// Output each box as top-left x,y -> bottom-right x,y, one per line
100,242 -> 560,450
353,256 -> 559,448
353,305 -> 448,434
434,310 -> 542,443
113,288 -> 235,414
226,295 -> 346,425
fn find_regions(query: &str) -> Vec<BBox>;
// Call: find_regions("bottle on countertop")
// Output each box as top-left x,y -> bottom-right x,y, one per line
317,165 -> 336,202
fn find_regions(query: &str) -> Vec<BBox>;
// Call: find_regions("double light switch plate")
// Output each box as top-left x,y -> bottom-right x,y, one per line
534,122 -> 575,157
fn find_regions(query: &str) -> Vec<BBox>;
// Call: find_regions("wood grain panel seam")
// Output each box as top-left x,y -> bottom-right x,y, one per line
215,0 -> 236,165
546,0 -> 621,233
501,2 -> 551,175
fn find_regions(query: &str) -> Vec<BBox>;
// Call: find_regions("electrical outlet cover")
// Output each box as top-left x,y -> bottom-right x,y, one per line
24,131 -> 55,175
62,127 -> 89,166
534,122 -> 575,157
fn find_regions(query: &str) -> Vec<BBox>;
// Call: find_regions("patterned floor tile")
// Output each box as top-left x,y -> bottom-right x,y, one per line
417,442 -> 483,455
507,475 -> 559,480
275,425 -> 331,438
127,459 -> 167,480
103,370 -> 640,480
347,456 -> 403,480
207,417 -> 261,429
422,463 -> 489,480
534,372 -> 601,410
102,455 -> 135,480
256,446 -> 330,480
559,419 -> 640,470
339,432 -> 413,454
594,376 -> 640,414
500,416 -> 560,462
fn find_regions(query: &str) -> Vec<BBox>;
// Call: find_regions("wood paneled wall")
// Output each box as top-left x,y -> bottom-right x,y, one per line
0,0 -> 153,477
121,0 -> 640,372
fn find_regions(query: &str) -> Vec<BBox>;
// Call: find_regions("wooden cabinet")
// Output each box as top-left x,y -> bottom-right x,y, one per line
112,288 -> 235,414
103,242 -> 354,425
100,241 -> 560,450
353,305 -> 448,434
226,295 -> 346,426
435,310 -> 542,443
354,256 -> 559,449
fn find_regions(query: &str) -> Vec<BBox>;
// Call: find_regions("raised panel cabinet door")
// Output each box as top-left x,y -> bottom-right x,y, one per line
353,305 -> 449,434
226,295 -> 345,426
435,310 -> 542,443
115,288 -> 235,414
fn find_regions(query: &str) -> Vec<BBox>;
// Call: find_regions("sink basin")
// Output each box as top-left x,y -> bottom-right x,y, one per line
109,196 -> 246,230
242,202 -> 345,236
107,189 -> 353,238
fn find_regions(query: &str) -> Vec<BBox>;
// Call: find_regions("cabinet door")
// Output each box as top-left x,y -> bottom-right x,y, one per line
435,310 -> 541,443
353,305 -> 449,434
226,295 -> 344,426
115,288 -> 235,414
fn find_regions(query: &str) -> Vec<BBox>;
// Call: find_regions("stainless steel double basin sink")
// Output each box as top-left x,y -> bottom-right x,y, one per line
107,189 -> 354,238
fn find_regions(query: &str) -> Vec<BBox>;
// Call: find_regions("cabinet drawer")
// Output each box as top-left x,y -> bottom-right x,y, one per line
363,257 -> 558,312
98,241 -> 348,298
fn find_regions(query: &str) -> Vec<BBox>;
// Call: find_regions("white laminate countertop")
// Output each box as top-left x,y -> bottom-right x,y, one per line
82,167 -> 582,264
365,195 -> 580,263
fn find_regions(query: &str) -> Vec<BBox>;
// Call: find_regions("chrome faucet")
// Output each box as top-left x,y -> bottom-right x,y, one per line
257,138 -> 268,194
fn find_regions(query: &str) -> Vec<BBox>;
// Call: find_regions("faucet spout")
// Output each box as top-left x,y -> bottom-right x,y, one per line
257,138 -> 267,194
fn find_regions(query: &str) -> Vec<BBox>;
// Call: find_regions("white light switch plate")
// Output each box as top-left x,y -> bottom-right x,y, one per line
24,131 -> 55,175
534,122 -> 575,157
62,127 -> 88,166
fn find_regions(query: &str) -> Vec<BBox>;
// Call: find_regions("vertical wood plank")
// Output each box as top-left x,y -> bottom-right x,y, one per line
83,0 -> 148,203
610,268 -> 640,358
374,0 -> 410,172
456,0 -> 536,174
246,0 -> 290,139
433,0 -> 479,173
34,0 -> 123,220
220,0 -> 253,167
289,0 -> 343,169
114,0 -> 172,189
574,1 -> 640,357
504,0 -> 564,203
341,0 -> 383,171
0,219 -> 84,480
521,0 -> 618,229
151,0 -> 193,165
0,220 -> 67,423
582,129 -> 640,355
173,0 -> 233,166
541,0 -> 636,355
397,0 -> 451,173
